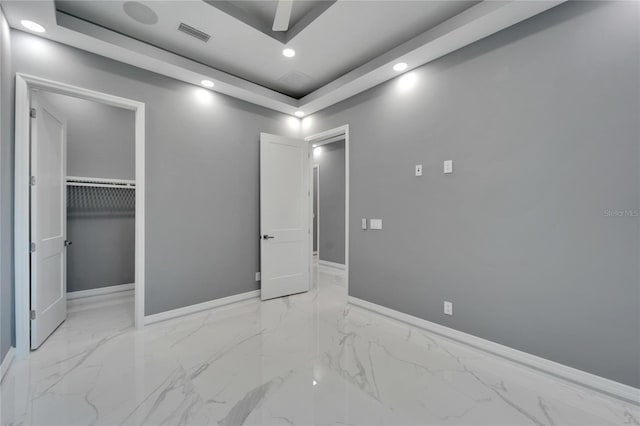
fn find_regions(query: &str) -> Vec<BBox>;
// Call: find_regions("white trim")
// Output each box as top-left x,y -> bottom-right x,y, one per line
348,296 -> 640,405
14,74 -> 29,360
144,290 -> 261,326
67,283 -> 135,301
318,260 -> 346,271
306,125 -> 350,292
0,346 -> 15,383
14,73 -> 146,359
312,164 -> 319,255
312,135 -> 344,147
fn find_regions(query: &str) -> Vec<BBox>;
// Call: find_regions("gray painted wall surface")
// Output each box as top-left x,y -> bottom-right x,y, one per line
11,30 -> 300,316
41,92 -> 135,293
0,7 -> 13,363
314,140 -> 346,264
42,92 -> 135,180
304,1 -> 640,387
66,217 -> 135,293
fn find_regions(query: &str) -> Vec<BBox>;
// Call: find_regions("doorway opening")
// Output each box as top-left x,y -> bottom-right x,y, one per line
258,125 -> 349,301
312,164 -> 319,256
14,74 -> 145,358
305,125 -> 349,290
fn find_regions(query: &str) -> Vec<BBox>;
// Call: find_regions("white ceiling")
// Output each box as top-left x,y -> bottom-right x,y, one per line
55,0 -> 477,98
1,0 -> 565,116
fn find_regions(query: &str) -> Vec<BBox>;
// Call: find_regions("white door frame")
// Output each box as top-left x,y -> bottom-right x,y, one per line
305,125 -> 349,285
312,164 -> 319,256
14,73 -> 146,359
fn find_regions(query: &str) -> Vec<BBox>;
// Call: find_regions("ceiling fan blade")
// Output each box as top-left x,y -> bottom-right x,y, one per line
273,0 -> 294,31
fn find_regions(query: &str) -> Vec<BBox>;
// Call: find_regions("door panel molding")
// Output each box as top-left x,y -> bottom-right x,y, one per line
260,133 -> 310,300
29,93 -> 67,349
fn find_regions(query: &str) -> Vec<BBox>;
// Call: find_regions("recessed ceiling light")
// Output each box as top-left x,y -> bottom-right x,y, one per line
294,111 -> 304,117
282,48 -> 296,58
201,79 -> 215,88
393,62 -> 408,72
21,20 -> 45,33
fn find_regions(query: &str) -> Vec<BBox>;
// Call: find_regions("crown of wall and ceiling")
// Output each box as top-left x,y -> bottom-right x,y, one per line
2,0 -> 564,117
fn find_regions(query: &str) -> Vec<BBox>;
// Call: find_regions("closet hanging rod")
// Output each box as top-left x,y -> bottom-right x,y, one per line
66,182 -> 135,189
66,175 -> 136,187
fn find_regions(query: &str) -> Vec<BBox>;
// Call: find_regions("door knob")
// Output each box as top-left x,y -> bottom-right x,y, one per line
262,235 -> 275,240
64,240 -> 72,247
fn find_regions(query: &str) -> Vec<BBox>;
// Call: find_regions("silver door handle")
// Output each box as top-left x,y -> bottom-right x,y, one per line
262,235 -> 275,240
64,240 -> 72,247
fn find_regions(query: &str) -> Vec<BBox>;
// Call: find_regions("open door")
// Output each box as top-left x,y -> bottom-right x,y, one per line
30,92 -> 68,349
260,133 -> 310,300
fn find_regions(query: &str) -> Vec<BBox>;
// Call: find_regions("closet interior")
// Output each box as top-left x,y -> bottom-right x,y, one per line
43,91 -> 136,328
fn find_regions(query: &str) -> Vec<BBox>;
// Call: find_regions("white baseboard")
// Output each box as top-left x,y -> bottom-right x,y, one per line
318,260 -> 346,271
67,283 -> 135,300
1,346 -> 15,383
348,296 -> 640,405
144,290 -> 261,326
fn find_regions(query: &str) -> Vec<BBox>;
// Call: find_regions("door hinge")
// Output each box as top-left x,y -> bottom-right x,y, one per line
30,176 -> 36,186
30,242 -> 36,253
30,108 -> 36,118
30,310 -> 36,320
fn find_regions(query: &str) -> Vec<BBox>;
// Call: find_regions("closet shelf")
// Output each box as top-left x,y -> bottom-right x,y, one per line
66,176 -> 136,189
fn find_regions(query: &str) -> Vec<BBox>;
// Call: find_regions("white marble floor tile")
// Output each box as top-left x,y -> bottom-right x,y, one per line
1,269 -> 638,426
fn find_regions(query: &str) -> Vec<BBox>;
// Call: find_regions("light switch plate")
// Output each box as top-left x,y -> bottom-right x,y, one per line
444,301 -> 453,316
370,219 -> 383,230
415,164 -> 422,176
361,218 -> 367,230
444,160 -> 453,174
255,272 -> 261,281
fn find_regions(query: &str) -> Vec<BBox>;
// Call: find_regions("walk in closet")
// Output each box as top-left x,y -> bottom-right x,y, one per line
36,90 -> 136,342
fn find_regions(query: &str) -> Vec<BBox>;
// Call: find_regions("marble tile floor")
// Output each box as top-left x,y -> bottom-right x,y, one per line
1,268 -> 638,426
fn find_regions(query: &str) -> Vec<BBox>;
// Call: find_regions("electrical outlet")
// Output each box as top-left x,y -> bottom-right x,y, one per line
361,218 -> 367,230
255,272 -> 261,281
444,301 -> 453,316
415,164 -> 422,176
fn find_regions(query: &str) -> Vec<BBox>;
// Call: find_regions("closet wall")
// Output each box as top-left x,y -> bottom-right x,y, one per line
41,92 -> 135,293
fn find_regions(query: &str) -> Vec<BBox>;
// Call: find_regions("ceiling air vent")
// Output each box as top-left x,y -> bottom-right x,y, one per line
178,23 -> 211,42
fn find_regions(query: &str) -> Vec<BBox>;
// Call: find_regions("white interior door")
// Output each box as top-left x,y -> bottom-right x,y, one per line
30,92 -> 68,349
260,133 -> 310,300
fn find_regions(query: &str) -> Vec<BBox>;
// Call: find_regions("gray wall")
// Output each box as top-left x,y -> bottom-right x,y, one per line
41,92 -> 135,293
304,1 -> 640,387
0,7 -> 13,364
314,140 -> 346,264
42,92 -> 135,180
11,30 -> 301,316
